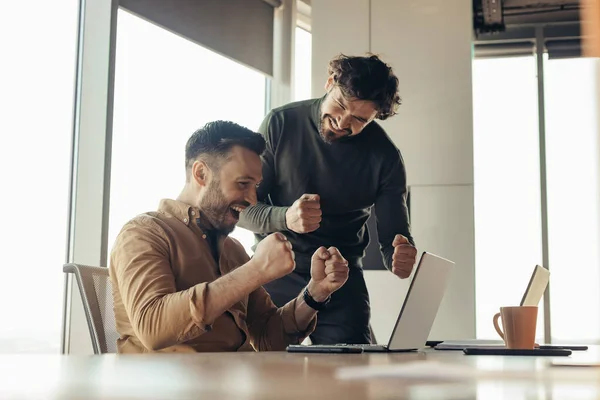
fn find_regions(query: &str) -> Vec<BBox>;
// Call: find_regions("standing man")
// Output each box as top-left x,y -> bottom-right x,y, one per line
238,54 -> 418,345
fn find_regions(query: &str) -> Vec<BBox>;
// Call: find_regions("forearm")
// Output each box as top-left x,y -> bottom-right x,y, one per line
375,150 -> 414,271
131,261 -> 264,350
203,261 -> 266,320
238,202 -> 289,234
292,280 -> 328,331
247,279 -> 334,350
376,197 -> 414,271
247,284 -> 318,351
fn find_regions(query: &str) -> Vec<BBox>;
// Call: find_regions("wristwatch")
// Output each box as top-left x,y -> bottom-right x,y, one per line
303,287 -> 331,311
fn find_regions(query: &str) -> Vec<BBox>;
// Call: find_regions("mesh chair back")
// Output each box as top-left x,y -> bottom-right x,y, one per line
63,264 -> 119,354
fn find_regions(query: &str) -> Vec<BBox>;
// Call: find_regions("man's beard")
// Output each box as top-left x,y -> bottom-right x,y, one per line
199,178 -> 237,235
318,114 -> 351,144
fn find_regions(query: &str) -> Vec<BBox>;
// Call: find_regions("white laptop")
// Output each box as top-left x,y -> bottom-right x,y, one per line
287,252 -> 455,353
434,264 -> 550,350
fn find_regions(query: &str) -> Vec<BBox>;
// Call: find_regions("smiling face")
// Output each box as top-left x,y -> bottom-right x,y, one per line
196,145 -> 262,234
319,77 -> 378,144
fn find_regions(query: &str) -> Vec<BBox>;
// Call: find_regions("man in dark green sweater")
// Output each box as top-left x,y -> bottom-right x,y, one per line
238,54 -> 417,344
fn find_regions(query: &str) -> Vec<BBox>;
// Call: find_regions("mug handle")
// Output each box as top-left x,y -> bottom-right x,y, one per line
493,312 -> 504,340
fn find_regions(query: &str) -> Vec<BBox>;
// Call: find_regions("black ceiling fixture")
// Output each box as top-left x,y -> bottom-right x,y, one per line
474,0 -> 505,35
472,0 -> 583,58
474,0 -> 581,37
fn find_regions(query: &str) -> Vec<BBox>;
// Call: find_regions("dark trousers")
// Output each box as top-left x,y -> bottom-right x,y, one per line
263,267 -> 372,344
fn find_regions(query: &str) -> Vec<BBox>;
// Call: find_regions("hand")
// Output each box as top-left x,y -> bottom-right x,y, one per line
251,232 -> 295,283
392,234 -> 417,279
285,194 -> 322,234
307,246 -> 349,301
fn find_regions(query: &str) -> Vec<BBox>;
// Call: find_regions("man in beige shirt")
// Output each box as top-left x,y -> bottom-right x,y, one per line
110,120 -> 350,353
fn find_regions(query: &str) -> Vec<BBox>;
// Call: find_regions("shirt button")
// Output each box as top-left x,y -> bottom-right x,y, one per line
183,218 -> 188,223
190,210 -> 195,216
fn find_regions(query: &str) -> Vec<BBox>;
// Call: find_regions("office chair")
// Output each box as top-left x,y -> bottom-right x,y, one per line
63,264 -> 118,354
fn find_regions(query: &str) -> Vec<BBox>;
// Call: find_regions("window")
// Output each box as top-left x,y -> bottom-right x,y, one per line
0,1 -> 78,353
545,57 -> 600,343
293,26 -> 312,101
108,10 -> 267,258
472,56 -> 545,340
473,55 -> 600,343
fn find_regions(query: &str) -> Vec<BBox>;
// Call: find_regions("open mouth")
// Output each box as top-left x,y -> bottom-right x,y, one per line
230,205 -> 246,220
328,117 -> 349,136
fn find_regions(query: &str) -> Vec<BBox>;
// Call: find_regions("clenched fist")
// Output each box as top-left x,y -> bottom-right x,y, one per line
251,232 -> 296,283
307,246 -> 349,301
392,234 -> 417,279
285,194 -> 322,233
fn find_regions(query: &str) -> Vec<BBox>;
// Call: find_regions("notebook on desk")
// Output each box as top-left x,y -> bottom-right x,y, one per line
520,264 -> 550,306
287,252 -> 455,353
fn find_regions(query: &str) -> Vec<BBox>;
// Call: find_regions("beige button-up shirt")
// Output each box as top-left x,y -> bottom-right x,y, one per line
109,199 -> 315,353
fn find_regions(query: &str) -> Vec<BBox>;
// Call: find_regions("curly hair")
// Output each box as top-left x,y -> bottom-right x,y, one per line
327,54 -> 401,120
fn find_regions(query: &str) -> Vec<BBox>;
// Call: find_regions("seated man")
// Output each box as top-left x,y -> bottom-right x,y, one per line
109,120 -> 349,353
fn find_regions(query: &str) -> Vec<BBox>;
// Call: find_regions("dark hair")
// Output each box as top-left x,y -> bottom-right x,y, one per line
185,120 -> 265,178
328,54 -> 401,120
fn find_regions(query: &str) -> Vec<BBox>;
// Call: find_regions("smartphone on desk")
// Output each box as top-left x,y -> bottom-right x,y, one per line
286,345 -> 363,354
463,347 -> 572,357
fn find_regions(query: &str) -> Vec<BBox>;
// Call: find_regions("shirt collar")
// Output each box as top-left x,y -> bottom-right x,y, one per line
158,198 -> 219,234
157,199 -> 200,227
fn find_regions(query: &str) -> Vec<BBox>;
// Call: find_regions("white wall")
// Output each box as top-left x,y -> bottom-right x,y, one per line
311,0 -> 369,96
312,0 -> 476,342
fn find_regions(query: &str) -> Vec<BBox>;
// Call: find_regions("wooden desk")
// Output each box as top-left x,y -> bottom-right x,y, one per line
1,348 -> 600,399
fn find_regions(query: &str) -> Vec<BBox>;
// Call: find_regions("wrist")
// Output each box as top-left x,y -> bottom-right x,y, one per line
284,209 -> 290,228
306,280 -> 329,302
241,259 -> 269,288
283,207 -> 292,231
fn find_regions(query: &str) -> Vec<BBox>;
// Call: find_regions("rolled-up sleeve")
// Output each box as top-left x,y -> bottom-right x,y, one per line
238,111 -> 290,235
110,219 -> 213,351
246,286 -> 317,351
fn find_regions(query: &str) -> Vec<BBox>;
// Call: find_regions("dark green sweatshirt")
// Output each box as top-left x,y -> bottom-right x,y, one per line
238,96 -> 413,272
